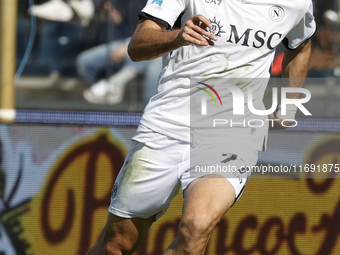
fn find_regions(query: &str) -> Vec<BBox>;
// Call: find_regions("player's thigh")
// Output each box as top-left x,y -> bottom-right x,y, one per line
181,174 -> 236,229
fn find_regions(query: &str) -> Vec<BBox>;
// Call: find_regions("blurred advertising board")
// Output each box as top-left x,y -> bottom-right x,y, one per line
0,124 -> 339,254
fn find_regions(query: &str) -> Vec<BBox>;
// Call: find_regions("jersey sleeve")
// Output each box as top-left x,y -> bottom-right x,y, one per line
140,0 -> 187,29
283,2 -> 316,50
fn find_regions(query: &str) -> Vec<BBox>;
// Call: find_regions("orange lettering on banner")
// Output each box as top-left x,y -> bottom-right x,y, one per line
21,130 -> 126,254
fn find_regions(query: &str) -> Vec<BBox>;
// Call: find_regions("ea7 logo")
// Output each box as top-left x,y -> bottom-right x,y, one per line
205,0 -> 222,5
221,153 -> 237,163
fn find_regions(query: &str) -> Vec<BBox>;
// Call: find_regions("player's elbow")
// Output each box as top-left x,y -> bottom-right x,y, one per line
127,44 -> 144,62
127,47 -> 138,62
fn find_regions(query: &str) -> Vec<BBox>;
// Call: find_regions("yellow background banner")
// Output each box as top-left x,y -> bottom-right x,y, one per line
0,126 -> 339,254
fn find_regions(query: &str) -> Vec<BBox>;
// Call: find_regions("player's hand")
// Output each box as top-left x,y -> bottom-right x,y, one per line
268,112 -> 294,130
175,15 -> 218,47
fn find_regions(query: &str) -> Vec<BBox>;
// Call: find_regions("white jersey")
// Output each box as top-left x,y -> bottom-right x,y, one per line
136,0 -> 316,151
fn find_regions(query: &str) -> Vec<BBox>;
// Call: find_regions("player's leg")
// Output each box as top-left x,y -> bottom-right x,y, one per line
86,213 -> 154,255
163,175 -> 236,255
87,134 -> 185,254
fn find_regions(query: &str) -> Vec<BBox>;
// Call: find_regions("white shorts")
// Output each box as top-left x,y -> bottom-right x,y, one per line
109,127 -> 258,220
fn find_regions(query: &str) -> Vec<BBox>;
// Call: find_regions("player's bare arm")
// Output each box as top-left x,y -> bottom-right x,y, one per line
128,15 -> 218,61
269,39 -> 312,129
282,39 -> 312,90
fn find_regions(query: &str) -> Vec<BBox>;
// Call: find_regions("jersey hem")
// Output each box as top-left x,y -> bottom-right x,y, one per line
139,119 -> 190,143
283,29 -> 317,51
109,206 -> 154,219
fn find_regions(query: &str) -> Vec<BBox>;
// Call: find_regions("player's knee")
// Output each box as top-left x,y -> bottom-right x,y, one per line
100,225 -> 134,255
180,213 -> 214,242
104,243 -> 123,255
177,215 -> 213,253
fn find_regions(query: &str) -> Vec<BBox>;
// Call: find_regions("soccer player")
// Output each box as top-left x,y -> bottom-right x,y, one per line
87,0 -> 316,254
